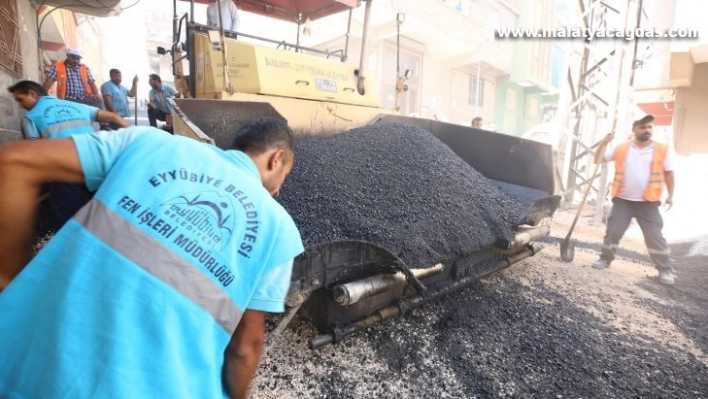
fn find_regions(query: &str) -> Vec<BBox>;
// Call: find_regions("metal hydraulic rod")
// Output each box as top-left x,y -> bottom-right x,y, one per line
356,0 -> 372,95
333,263 -> 444,306
310,244 -> 545,349
500,223 -> 551,251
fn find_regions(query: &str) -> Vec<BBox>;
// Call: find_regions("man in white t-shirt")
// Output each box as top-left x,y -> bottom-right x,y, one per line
207,0 -> 240,32
591,114 -> 676,285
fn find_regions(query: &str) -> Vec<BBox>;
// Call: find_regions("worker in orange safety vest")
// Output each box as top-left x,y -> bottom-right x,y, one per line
591,114 -> 676,285
42,48 -> 107,129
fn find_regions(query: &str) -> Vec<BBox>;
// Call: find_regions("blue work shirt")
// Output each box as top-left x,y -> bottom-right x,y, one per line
0,127 -> 304,398
149,84 -> 178,114
101,81 -> 131,118
22,96 -> 98,139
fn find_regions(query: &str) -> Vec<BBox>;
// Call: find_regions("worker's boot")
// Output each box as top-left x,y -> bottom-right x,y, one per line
658,270 -> 675,286
591,258 -> 610,269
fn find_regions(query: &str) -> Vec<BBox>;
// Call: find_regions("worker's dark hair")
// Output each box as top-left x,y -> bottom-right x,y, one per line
7,80 -> 47,96
109,68 -> 121,75
232,118 -> 294,159
632,114 -> 654,127
149,74 -> 162,83
471,117 -> 482,125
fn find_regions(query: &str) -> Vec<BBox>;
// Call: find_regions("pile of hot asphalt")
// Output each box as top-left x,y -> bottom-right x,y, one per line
278,123 -> 528,269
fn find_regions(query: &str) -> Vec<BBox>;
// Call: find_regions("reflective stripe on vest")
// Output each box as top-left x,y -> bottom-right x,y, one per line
40,120 -> 95,138
55,62 -> 93,99
610,141 -> 668,202
73,199 -> 243,334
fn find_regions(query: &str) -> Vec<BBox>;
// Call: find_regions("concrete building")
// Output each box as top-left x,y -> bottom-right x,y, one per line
495,0 -> 567,136
0,0 -> 119,143
297,0 -> 569,134
667,0 -> 708,155
296,0 -> 517,128
38,6 -> 111,94
0,0 -> 41,143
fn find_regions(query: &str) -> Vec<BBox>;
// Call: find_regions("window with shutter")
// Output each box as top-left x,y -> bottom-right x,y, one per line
0,0 -> 23,76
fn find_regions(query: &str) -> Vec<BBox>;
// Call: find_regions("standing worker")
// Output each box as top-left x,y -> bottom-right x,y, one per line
207,0 -> 241,32
101,68 -> 138,129
0,118 -> 304,399
591,114 -> 676,285
8,80 -> 128,231
42,48 -> 108,129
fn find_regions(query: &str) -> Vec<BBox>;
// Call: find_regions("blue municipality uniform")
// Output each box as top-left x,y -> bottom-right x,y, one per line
22,95 -> 98,139
100,81 -> 131,118
0,127 -> 304,398
22,96 -> 100,230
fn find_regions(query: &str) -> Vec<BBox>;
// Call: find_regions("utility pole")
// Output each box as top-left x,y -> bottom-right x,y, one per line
560,0 -> 645,226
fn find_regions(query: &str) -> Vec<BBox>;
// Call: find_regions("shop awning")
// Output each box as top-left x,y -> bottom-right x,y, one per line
180,0 -> 360,22
41,0 -> 121,17
636,101 -> 674,126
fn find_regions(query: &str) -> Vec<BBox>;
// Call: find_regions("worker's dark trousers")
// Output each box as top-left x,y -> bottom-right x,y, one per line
148,108 -> 168,127
49,182 -> 93,231
600,197 -> 671,271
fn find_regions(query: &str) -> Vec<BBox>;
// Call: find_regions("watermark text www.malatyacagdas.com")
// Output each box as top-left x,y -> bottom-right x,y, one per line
495,27 -> 699,41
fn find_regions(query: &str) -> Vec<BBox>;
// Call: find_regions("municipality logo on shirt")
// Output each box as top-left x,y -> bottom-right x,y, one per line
162,191 -> 235,249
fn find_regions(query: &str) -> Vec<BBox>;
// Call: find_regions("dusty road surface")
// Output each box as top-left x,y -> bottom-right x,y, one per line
252,209 -> 708,399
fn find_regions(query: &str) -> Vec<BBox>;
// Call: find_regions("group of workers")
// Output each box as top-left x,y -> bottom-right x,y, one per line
0,1 -> 677,395
1,44 -> 300,399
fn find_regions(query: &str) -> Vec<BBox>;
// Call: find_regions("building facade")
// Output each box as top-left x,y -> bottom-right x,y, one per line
298,0 -> 517,129
0,0 -> 41,142
0,0 -> 118,143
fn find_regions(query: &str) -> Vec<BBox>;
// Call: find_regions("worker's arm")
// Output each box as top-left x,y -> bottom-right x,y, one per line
128,75 -> 138,97
224,309 -> 266,399
0,139 -> 84,289
96,110 -> 129,129
102,92 -> 116,113
86,67 -> 100,99
42,77 -> 56,93
43,65 -> 58,93
21,117 -> 41,140
594,133 -> 614,164
101,80 -> 115,112
89,81 -> 101,99
664,170 -> 674,209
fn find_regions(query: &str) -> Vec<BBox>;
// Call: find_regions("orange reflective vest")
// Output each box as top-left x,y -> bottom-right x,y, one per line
54,61 -> 93,99
611,141 -> 668,202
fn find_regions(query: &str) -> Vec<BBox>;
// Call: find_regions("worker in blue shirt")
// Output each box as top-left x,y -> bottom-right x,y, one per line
101,68 -> 138,129
8,80 -> 128,231
147,73 -> 179,131
0,118 -> 304,399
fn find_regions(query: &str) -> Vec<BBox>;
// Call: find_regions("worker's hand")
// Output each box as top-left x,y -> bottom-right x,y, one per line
600,133 -> 614,146
664,196 -> 673,211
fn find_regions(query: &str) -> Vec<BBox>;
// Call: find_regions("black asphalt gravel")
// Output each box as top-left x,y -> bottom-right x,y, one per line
255,247 -> 708,399
278,123 -> 528,269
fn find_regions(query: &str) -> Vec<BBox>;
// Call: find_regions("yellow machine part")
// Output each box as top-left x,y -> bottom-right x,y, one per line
170,97 -> 393,148
193,32 -> 380,108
